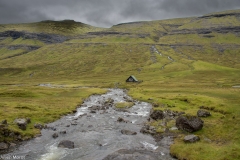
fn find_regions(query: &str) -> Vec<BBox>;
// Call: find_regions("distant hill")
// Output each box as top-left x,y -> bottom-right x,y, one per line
0,9 -> 239,80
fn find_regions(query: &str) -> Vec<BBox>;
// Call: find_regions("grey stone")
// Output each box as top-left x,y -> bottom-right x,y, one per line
121,129 -> 137,135
52,133 -> 58,138
14,118 -> 27,130
58,140 -> 74,149
9,143 -> 16,149
0,30 -> 67,44
150,110 -> 164,120
184,135 -> 200,143
0,142 -> 8,150
103,149 -> 161,160
34,123 -> 44,129
140,125 -> 156,135
176,115 -> 204,133
117,117 -> 128,123
197,110 -> 211,117
60,130 -> 67,134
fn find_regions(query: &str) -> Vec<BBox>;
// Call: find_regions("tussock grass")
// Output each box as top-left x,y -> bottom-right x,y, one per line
0,86 -> 106,141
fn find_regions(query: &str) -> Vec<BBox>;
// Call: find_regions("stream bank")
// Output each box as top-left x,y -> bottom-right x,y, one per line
2,89 -> 175,160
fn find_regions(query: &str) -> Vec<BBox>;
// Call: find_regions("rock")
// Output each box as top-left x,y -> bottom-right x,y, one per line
78,113 -> 87,118
103,149 -> 161,160
34,134 -> 42,138
184,135 -> 200,143
0,142 -> 8,150
90,110 -> 96,113
121,129 -> 137,135
26,118 -> 31,124
71,122 -> 78,125
117,117 -> 128,123
176,115 -> 204,133
164,109 -> 180,118
152,103 -> 159,107
52,133 -> 58,138
0,124 -> 5,129
104,98 -> 114,105
60,130 -> 67,134
89,105 -> 99,111
0,30 -> 67,44
9,132 -> 15,137
197,110 -> 211,117
34,123 -> 44,129
1,120 -> 7,125
58,140 -> 74,149
88,125 -> 93,128
203,136 -> 211,143
14,118 -> 27,130
140,125 -> 156,135
9,143 -> 16,149
150,110 -> 164,120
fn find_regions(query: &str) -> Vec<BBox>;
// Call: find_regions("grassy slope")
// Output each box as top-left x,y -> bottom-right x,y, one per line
0,20 -> 105,35
0,9 -> 240,160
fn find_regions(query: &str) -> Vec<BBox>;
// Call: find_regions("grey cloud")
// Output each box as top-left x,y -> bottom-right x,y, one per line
0,1 -> 50,24
0,0 -> 240,27
158,0 -> 240,17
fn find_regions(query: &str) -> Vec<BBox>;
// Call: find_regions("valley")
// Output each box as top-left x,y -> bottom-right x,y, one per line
0,9 -> 240,160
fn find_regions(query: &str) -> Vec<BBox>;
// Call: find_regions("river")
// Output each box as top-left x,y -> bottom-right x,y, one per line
3,89 -> 175,160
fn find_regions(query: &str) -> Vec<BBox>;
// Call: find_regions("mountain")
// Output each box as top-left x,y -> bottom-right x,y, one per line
0,9 -> 240,160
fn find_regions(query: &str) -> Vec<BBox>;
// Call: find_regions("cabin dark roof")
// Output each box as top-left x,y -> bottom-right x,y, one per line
126,75 -> 138,82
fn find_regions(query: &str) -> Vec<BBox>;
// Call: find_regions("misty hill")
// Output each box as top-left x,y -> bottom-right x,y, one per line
0,9 -> 240,80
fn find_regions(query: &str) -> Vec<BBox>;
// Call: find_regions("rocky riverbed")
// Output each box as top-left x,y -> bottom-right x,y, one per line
2,89 -> 175,160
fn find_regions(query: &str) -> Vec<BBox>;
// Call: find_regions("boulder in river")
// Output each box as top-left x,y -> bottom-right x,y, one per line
60,130 -> 67,134
88,105 -> 99,111
0,142 -> 8,150
140,125 -> 156,135
184,135 -> 200,143
52,133 -> 58,138
58,140 -> 74,149
197,110 -> 211,117
121,129 -> 137,135
102,149 -> 161,160
176,115 -> 203,132
14,118 -> 27,130
117,117 -> 129,123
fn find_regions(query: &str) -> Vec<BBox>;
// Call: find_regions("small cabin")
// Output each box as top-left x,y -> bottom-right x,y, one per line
126,75 -> 138,82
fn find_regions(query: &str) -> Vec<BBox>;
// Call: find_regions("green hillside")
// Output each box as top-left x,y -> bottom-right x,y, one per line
0,20 -> 104,35
0,9 -> 240,160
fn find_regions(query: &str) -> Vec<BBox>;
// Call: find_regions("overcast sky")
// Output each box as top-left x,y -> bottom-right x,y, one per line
0,0 -> 240,27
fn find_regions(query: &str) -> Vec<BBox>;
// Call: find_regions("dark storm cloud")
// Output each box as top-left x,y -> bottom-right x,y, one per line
158,0 -> 240,17
0,0 -> 240,27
